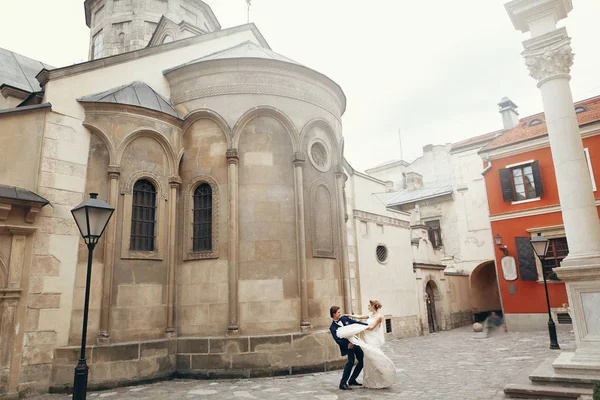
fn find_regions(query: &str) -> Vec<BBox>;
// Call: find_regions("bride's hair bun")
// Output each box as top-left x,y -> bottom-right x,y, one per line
369,299 -> 382,310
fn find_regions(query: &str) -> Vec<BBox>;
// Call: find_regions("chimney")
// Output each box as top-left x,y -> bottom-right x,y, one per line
404,171 -> 423,190
498,97 -> 519,130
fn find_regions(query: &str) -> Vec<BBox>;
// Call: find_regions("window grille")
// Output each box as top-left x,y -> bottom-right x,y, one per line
130,179 -> 156,251
376,245 -> 388,263
385,318 -> 392,333
193,183 -> 212,252
541,238 -> 569,281
557,313 -> 572,324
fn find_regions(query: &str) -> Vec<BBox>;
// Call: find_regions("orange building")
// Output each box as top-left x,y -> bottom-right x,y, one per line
479,95 -> 600,331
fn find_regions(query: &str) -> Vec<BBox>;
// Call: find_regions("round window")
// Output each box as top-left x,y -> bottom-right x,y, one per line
308,139 -> 331,172
376,245 -> 388,263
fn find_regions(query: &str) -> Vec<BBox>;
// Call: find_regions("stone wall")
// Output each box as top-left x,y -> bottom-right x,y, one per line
385,315 -> 422,339
50,331 -> 344,392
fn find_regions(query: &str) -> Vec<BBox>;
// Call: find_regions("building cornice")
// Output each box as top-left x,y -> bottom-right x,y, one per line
490,200 -> 600,222
0,103 -> 52,118
353,209 -> 409,228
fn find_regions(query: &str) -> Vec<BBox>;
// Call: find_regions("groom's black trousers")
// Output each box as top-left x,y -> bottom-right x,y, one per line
341,346 -> 364,384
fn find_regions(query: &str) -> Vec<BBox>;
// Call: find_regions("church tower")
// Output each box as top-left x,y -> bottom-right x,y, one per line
84,0 -> 221,60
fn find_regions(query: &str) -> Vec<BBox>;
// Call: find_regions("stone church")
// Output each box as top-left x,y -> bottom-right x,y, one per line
0,0 -> 354,396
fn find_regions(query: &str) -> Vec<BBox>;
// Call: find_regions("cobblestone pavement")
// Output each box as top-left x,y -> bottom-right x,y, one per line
33,326 -> 576,400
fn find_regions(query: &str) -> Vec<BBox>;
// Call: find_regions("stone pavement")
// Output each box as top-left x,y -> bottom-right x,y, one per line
32,326 -> 577,400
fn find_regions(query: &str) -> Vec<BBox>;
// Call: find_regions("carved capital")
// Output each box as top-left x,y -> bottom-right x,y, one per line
168,176 -> 182,188
293,152 -> 306,167
226,148 -> 239,165
107,165 -> 121,179
523,33 -> 574,82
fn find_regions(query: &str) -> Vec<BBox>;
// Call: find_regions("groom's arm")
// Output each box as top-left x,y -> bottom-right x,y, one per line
329,325 -> 350,347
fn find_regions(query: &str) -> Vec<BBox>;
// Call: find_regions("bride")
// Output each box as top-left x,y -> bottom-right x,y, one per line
336,300 -> 395,389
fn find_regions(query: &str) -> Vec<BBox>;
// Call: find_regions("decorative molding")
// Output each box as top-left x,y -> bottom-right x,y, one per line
121,170 -> 168,200
0,225 -> 37,235
183,175 -> 220,261
169,176 -> 182,187
523,32 -> 573,82
353,210 -> 410,229
310,180 -> 336,259
82,104 -> 182,127
171,83 -> 341,117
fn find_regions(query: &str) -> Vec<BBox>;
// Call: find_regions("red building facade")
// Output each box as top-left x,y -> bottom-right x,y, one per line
480,95 -> 600,331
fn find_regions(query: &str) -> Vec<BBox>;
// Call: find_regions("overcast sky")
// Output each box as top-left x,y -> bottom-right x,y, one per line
1,0 -> 599,172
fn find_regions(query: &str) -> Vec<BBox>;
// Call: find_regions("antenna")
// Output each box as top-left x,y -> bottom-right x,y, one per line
398,129 -> 404,161
246,0 -> 251,23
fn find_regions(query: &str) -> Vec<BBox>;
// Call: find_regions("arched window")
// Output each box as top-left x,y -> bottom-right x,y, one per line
131,179 -> 156,251
162,34 -> 173,44
193,183 -> 212,252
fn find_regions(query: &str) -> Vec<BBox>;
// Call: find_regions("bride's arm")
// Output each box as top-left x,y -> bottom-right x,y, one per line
343,313 -> 368,320
366,315 -> 383,331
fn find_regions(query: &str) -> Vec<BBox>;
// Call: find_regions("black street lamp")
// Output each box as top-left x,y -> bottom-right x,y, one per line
70,193 -> 114,400
530,232 -> 560,350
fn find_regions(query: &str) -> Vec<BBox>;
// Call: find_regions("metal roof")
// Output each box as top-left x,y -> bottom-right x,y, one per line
0,184 -> 49,206
0,47 -> 53,93
77,81 -> 180,119
164,40 -> 300,74
388,183 -> 453,207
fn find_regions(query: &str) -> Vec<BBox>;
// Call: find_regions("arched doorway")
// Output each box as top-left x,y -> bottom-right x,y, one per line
425,281 -> 439,333
470,260 -> 502,322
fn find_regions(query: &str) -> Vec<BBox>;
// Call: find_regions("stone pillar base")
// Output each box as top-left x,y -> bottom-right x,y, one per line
300,322 -> 312,334
96,332 -> 110,346
227,326 -> 240,337
552,352 -> 600,376
165,329 -> 177,339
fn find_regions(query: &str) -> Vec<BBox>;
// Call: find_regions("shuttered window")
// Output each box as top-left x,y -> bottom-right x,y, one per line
515,237 -> 538,281
130,179 -> 156,251
193,183 -> 212,252
499,161 -> 544,202
542,238 -> 569,281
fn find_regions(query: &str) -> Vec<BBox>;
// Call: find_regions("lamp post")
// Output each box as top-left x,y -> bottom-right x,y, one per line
70,193 -> 114,400
530,232 -> 560,350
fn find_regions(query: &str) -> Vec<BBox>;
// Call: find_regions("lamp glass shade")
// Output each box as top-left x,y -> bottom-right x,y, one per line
71,193 -> 114,241
494,234 -> 503,246
530,233 -> 550,258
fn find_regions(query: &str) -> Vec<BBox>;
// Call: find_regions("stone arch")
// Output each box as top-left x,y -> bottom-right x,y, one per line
83,122 -> 116,164
310,179 -> 335,258
422,275 -> 443,333
231,106 -> 299,152
300,118 -> 339,165
182,109 -> 232,145
121,170 -> 168,200
470,260 -> 502,319
116,128 -> 177,175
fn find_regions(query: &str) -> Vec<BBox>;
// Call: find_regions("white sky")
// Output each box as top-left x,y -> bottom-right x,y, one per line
1,1 -> 599,172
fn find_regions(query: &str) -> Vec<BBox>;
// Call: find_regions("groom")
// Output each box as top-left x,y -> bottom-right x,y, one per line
329,306 -> 367,390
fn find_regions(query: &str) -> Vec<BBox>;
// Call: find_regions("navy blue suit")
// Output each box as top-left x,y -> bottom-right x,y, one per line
330,316 -> 367,385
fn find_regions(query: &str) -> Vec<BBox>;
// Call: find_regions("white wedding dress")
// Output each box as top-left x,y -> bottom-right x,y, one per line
336,313 -> 396,389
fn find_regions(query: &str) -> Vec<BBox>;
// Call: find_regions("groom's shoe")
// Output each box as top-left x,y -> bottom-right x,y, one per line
339,383 -> 352,390
348,380 -> 362,386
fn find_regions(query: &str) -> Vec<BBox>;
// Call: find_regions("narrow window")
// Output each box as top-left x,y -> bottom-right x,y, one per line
193,183 -> 212,252
92,30 -> 104,60
425,220 -> 442,248
130,179 -> 156,251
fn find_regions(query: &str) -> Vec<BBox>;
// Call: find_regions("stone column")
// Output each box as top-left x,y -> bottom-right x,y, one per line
98,165 -> 119,345
507,0 -> 600,371
334,166 -> 352,313
293,153 -> 311,332
166,176 -> 181,337
226,149 -> 240,335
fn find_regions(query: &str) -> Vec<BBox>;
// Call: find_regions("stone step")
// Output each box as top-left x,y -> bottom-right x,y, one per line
528,358 -> 599,389
504,382 -> 593,399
